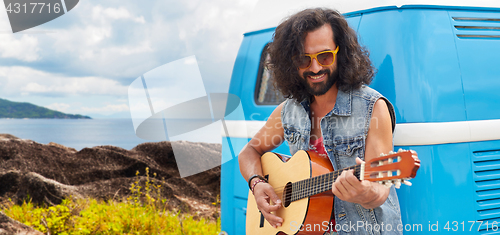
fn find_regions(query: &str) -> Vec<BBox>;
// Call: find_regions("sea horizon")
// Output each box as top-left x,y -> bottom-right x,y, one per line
0,118 -> 222,151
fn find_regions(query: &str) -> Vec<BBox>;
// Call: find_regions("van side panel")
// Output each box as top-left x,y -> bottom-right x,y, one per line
358,8 -> 500,234
221,34 -> 253,235
221,138 -> 252,235
240,29 -> 276,121
449,10 -> 500,121
359,9 -> 467,123
226,36 -> 252,118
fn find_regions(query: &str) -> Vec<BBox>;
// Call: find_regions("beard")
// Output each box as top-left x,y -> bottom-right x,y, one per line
301,68 -> 338,96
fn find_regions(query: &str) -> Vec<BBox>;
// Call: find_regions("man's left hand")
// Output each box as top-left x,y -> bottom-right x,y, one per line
331,157 -> 384,208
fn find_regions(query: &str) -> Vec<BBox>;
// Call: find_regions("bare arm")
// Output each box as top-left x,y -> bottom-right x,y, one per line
238,102 -> 285,227
239,102 -> 285,182
332,99 -> 393,209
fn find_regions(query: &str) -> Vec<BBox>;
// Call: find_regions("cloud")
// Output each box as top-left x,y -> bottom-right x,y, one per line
0,0 -> 260,117
80,104 -> 130,113
0,34 -> 39,61
94,6 -> 146,23
33,0 -> 257,85
0,66 -> 128,97
45,102 -> 129,116
45,103 -> 71,112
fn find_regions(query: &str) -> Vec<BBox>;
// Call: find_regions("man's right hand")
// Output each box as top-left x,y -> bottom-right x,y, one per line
252,181 -> 284,228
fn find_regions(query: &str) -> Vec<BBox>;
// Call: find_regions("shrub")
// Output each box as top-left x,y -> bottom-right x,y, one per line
1,167 -> 220,234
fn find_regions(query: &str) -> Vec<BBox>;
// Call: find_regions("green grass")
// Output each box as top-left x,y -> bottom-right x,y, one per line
1,168 -> 221,234
2,198 -> 220,235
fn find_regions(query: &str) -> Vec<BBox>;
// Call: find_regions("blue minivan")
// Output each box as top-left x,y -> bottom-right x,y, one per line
221,1 -> 500,234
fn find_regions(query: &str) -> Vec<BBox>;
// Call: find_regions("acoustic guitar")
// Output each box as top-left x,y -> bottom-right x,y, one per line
246,149 -> 420,235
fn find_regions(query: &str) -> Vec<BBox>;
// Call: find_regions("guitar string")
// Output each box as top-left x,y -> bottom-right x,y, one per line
281,174 -> 374,202
269,165 -> 367,199
281,165 -> 363,199
270,167 -> 362,196
285,174 -> 372,201
274,167 -> 399,201
265,154 -> 409,202
282,170 -> 397,202
270,164 -> 361,191
270,161 -> 399,193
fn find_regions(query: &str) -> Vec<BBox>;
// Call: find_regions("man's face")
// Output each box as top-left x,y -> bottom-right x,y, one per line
298,24 -> 338,96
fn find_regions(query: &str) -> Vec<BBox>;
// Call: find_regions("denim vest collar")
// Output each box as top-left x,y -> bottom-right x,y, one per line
300,89 -> 352,117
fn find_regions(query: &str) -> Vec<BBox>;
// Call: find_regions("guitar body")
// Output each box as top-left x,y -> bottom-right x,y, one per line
246,149 -> 421,234
246,150 -> 334,235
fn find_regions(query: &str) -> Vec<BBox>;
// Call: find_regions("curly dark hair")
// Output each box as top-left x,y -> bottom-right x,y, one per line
268,8 -> 375,102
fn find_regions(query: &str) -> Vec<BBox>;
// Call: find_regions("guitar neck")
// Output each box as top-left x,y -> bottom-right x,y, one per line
289,164 -> 363,202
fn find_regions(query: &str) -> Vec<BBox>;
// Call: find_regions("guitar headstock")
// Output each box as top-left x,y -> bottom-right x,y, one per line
362,149 -> 420,188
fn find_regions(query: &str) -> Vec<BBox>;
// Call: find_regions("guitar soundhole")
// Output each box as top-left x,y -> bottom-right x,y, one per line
282,182 -> 292,207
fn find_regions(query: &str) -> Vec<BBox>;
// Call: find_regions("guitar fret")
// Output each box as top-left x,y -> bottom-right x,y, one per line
325,173 -> 329,191
305,178 -> 309,198
322,174 -> 326,192
313,175 -> 317,195
295,181 -> 298,201
296,181 -> 300,200
318,175 -> 321,193
322,173 -> 326,192
318,176 -> 321,194
295,181 -> 301,200
301,180 -> 303,199
316,175 -> 320,194
299,180 -> 302,200
299,181 -> 307,198
320,175 -> 323,193
296,181 -> 300,201
313,177 -> 316,196
307,178 -> 311,197
311,177 -> 314,196
318,174 -> 321,193
290,164 -> 366,202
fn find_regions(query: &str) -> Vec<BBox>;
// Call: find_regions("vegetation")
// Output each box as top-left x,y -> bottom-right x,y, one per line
1,168 -> 220,234
0,98 -> 91,119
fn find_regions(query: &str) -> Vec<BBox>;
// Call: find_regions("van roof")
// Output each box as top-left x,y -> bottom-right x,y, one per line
245,0 -> 500,34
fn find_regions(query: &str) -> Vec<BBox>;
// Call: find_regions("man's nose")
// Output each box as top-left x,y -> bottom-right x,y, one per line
308,58 -> 323,73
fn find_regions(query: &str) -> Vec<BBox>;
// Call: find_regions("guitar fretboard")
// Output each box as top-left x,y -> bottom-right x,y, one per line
289,165 -> 361,202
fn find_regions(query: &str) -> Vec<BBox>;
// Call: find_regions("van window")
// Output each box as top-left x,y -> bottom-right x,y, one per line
255,45 -> 286,105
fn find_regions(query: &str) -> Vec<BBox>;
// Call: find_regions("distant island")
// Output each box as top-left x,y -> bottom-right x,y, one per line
0,98 -> 91,119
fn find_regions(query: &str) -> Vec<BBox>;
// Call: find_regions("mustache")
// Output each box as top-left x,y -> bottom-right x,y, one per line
303,69 -> 329,78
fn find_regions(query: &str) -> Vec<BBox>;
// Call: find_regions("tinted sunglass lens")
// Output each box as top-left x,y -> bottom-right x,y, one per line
317,52 -> 334,66
299,56 -> 311,69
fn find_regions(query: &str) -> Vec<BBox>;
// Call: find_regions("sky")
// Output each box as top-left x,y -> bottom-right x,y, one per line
0,0 -> 259,118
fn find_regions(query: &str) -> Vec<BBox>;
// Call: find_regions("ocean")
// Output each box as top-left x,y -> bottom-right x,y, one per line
0,119 -> 157,151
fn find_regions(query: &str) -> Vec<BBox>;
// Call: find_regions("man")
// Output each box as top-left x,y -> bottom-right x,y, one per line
239,8 -> 404,235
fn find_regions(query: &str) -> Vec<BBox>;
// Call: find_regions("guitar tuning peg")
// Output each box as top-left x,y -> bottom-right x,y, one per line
394,179 -> 402,189
389,151 -> 395,154
398,148 -> 404,153
379,153 -> 387,157
402,179 -> 412,186
384,181 -> 393,188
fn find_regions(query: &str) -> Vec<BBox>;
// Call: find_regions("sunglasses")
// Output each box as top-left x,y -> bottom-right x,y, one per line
295,46 -> 339,69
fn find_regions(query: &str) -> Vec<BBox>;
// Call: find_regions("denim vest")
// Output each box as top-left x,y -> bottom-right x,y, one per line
281,85 -> 402,235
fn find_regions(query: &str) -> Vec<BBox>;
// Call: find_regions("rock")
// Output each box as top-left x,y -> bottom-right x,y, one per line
0,134 -> 222,232
0,212 -> 43,235
15,172 -> 83,205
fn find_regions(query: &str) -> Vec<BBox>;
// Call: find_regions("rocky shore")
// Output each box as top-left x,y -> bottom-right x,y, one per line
0,134 -> 221,234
